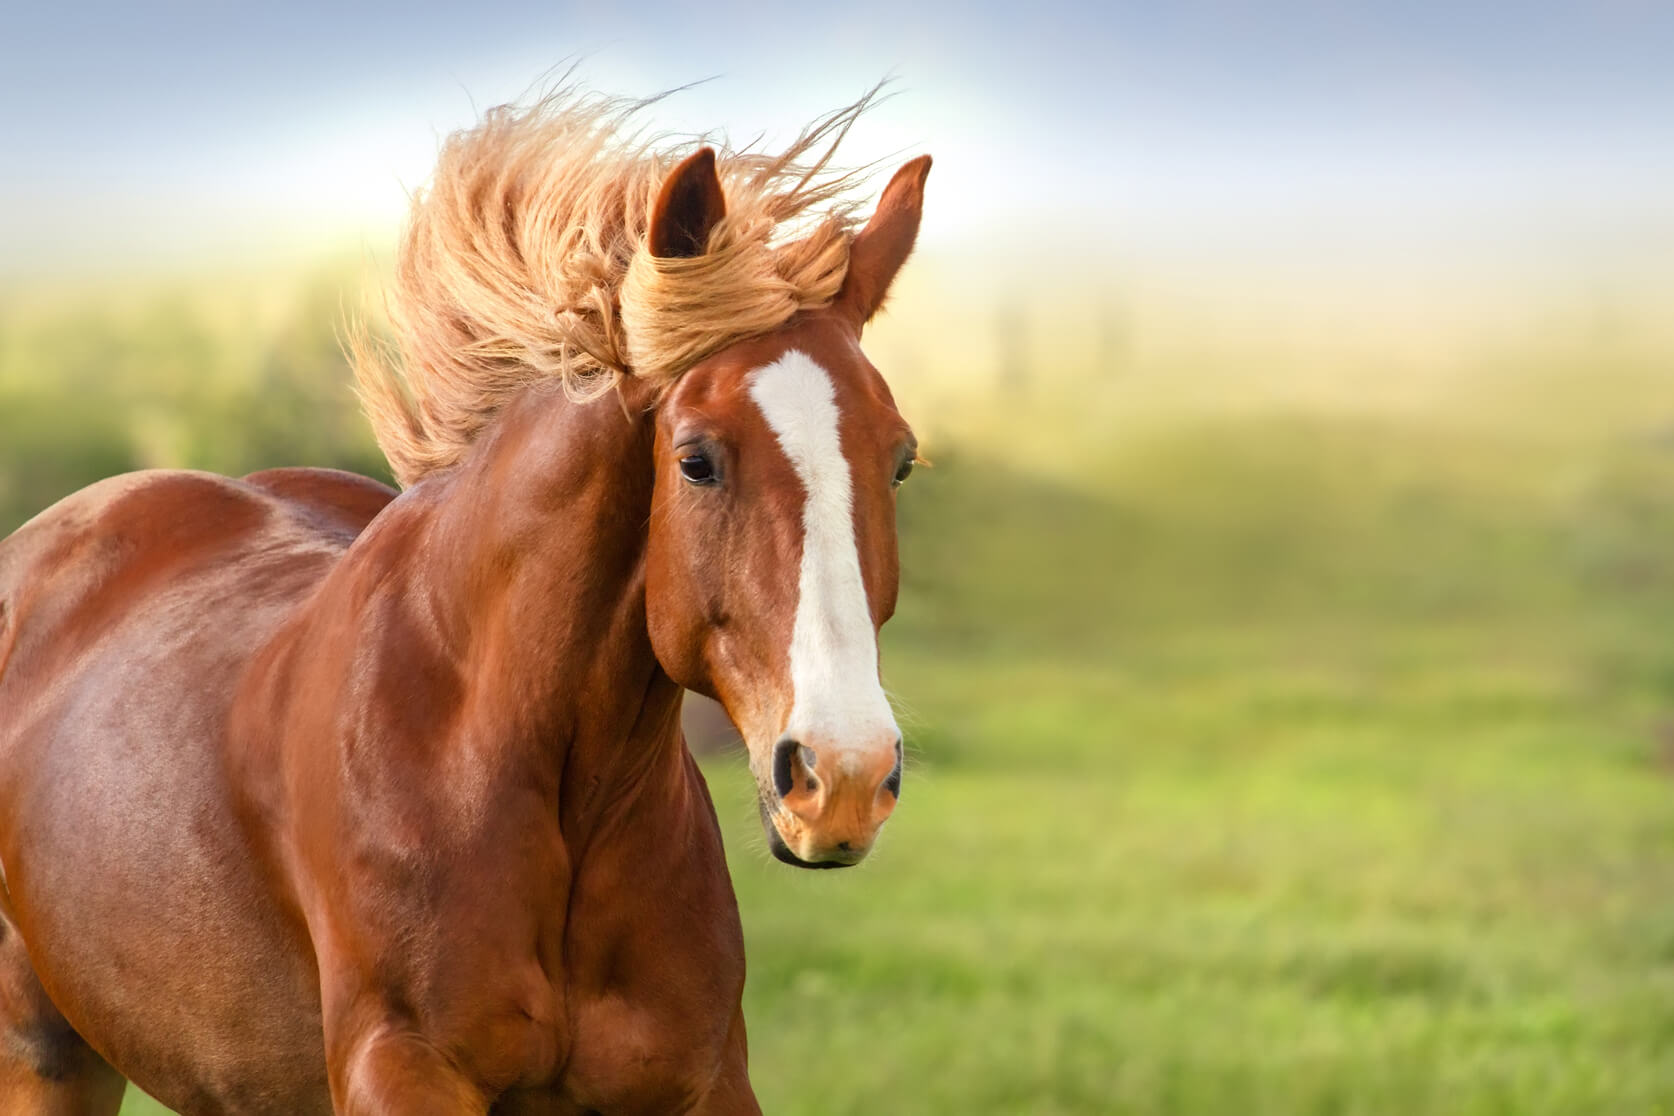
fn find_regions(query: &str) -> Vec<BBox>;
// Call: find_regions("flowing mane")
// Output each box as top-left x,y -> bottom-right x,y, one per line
353,84 -> 882,485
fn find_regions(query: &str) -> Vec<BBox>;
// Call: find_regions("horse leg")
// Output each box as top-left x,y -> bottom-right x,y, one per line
330,1024 -> 491,1115
0,914 -> 127,1115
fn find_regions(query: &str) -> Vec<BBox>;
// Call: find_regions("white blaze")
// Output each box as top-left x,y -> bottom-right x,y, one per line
748,351 -> 900,761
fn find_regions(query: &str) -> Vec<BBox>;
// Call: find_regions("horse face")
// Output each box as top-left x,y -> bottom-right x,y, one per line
642,151 -> 930,867
648,318 -> 915,867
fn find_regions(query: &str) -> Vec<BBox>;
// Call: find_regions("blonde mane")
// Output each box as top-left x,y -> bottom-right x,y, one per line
352,84 -> 881,486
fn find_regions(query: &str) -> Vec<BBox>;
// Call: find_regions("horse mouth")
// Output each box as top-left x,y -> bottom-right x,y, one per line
756,799 -> 857,870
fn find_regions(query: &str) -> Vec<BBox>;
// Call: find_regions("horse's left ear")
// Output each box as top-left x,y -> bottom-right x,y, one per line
836,155 -> 932,328
648,147 -> 727,259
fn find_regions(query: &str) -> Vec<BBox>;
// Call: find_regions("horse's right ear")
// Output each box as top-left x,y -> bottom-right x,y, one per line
836,154 -> 932,328
648,147 -> 727,259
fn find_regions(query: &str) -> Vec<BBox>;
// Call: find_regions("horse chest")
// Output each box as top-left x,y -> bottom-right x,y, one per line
541,833 -> 748,1110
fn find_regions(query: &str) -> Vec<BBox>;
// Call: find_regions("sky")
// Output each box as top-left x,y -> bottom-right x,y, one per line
2,1 -> 1671,285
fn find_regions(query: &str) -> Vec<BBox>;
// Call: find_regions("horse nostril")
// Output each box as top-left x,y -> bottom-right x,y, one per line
772,736 -> 799,799
883,737 -> 903,799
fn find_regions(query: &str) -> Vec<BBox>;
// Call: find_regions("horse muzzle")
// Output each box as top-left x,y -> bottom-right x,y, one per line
759,734 -> 902,868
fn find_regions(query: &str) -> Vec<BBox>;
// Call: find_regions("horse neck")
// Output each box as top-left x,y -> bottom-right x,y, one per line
400,379 -> 688,829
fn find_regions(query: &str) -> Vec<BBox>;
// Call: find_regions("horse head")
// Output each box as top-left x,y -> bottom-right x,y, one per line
642,149 -> 931,868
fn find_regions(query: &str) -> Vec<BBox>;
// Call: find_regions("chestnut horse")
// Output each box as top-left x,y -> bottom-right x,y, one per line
0,91 -> 929,1114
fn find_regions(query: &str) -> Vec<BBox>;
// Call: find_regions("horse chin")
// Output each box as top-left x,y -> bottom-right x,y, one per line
755,798 -> 855,871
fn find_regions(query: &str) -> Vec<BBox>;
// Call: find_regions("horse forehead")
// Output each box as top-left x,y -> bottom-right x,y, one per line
744,351 -> 856,473
668,334 -> 894,476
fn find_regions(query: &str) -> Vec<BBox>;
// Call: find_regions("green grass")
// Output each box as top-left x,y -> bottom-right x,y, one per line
711,670 -> 1674,1116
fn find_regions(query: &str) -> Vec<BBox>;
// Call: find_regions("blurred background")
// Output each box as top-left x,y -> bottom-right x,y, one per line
5,2 -> 1674,1113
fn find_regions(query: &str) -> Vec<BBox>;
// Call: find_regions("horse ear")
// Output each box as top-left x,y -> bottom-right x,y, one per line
648,147 -> 727,259
836,154 -> 932,327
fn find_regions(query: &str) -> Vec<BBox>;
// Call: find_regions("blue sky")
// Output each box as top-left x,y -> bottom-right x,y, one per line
2,1 -> 1670,277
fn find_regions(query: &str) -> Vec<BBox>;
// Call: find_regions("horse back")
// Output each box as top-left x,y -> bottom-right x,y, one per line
0,467 -> 392,679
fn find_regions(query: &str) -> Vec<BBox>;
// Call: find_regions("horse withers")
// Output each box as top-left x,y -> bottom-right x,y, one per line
0,90 -> 929,1114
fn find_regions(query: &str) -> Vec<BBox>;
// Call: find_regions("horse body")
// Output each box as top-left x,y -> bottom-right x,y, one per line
0,379 -> 752,1113
0,88 -> 929,1113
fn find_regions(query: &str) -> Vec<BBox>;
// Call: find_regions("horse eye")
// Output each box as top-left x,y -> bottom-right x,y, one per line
892,459 -> 914,488
679,454 -> 718,485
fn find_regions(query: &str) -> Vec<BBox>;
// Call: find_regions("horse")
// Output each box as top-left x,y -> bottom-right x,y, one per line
0,88 -> 930,1114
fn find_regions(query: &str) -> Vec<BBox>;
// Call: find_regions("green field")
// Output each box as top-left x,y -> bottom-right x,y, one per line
5,269 -> 1672,1114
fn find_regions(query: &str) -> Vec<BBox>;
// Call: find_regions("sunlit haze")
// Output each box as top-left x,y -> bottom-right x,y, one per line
3,0 -> 1670,298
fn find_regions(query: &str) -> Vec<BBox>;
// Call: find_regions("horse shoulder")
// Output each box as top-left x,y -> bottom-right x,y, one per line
211,481 -> 565,1088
